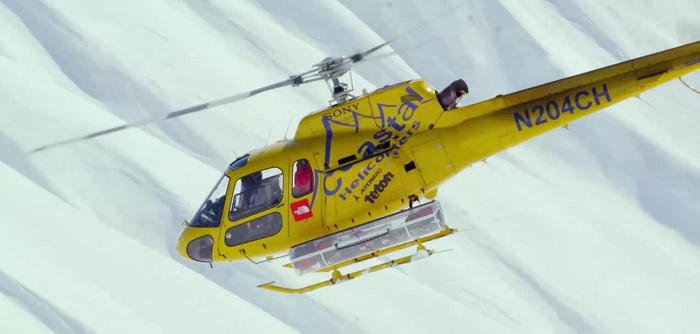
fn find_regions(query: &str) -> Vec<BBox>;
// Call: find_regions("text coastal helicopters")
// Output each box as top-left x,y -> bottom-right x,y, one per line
33,39 -> 700,293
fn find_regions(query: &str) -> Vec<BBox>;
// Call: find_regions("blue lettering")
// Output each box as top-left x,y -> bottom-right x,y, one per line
514,110 -> 532,131
339,186 -> 353,200
366,161 -> 375,171
592,84 -> 611,105
320,112 -> 376,168
340,162 -> 377,201
398,101 -> 418,122
358,141 -> 377,159
575,91 -> 591,110
515,85 -> 610,131
546,101 -> 560,120
561,96 -> 575,114
373,129 -> 392,143
534,105 -> 547,125
323,88 -> 425,200
386,117 -> 406,131
323,171 -> 342,196
404,86 -> 433,104
309,170 -> 320,209
375,103 -> 397,128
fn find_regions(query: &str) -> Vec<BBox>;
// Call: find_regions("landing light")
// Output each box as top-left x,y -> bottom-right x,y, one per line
187,235 -> 214,262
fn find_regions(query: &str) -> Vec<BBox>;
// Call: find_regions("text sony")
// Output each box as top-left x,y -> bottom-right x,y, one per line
323,102 -> 361,119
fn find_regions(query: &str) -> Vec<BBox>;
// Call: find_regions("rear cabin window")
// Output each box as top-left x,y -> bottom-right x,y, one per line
229,167 -> 283,221
292,159 -> 314,198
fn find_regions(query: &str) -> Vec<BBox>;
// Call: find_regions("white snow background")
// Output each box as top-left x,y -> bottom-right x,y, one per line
1,0 -> 699,333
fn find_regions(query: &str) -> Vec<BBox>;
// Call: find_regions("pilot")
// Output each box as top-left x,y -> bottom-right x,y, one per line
199,195 -> 225,226
436,79 -> 469,110
293,159 -> 313,197
240,171 -> 267,208
263,174 -> 283,204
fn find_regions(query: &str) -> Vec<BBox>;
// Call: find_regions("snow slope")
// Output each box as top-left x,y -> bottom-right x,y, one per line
0,163 -> 294,334
1,0 -> 699,333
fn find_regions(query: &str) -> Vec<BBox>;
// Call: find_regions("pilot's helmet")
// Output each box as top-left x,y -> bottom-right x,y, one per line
242,171 -> 263,187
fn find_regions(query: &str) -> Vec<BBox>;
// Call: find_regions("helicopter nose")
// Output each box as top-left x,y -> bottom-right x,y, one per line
178,234 -> 214,263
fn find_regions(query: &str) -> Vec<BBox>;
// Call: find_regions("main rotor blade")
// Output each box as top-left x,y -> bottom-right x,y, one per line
30,5 -> 463,154
348,39 -> 395,64
362,51 -> 398,63
29,77 -> 297,153
349,4 -> 465,65
169,77 -> 296,119
346,13 -> 434,64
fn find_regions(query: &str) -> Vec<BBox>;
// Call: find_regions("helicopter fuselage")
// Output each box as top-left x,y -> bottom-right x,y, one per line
176,41 -> 699,264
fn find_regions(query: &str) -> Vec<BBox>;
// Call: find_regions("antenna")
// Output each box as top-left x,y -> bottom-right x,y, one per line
283,115 -> 294,140
264,126 -> 274,146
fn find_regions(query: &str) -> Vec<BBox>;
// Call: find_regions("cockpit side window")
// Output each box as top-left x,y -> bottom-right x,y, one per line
188,174 -> 230,227
292,159 -> 314,198
229,167 -> 283,221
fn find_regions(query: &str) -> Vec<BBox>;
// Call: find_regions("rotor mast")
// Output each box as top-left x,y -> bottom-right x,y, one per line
312,56 -> 357,105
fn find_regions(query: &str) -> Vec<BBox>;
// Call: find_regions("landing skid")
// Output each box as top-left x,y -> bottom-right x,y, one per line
257,226 -> 455,294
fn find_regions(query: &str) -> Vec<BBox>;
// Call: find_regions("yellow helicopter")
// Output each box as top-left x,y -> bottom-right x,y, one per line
33,39 -> 700,294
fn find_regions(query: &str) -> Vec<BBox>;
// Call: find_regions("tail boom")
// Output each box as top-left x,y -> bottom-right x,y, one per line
439,41 -> 700,174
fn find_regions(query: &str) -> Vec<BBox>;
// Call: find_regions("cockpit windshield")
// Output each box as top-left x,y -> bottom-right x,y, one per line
188,174 -> 230,227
